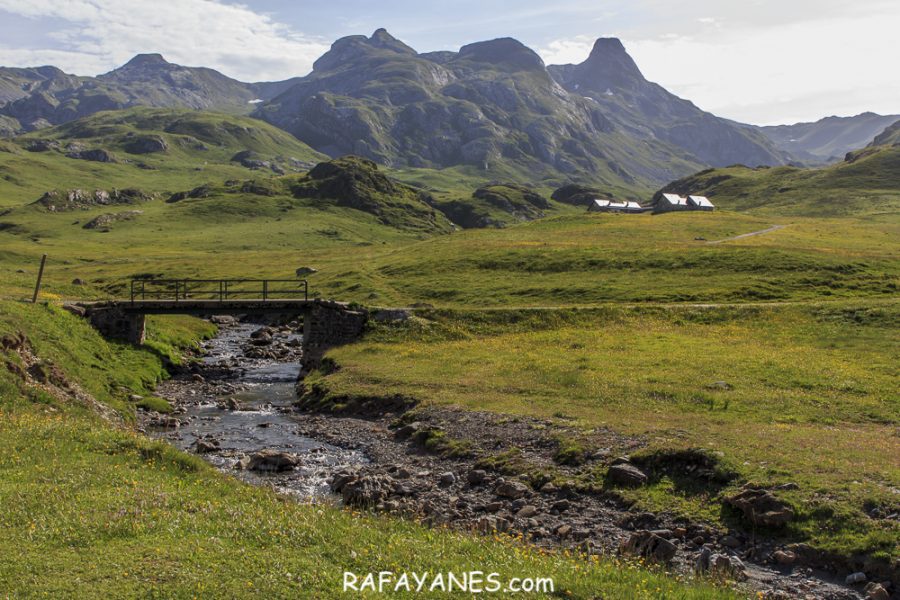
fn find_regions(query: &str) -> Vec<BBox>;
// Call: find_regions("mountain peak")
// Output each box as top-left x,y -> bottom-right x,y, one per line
368,28 -> 416,54
313,29 -> 415,72
589,37 -> 627,57
370,28 -> 396,44
458,37 -> 544,70
122,53 -> 170,68
576,37 -> 646,91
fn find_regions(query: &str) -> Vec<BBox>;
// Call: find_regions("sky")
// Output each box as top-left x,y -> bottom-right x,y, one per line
0,0 -> 898,125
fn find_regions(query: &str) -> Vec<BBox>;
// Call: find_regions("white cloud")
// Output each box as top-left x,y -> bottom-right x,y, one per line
538,8 -> 900,124
539,35 -> 596,66
0,0 -> 330,81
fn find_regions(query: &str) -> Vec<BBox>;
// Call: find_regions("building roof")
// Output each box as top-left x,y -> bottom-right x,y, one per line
625,201 -> 642,209
591,199 -> 612,208
661,193 -> 688,206
688,195 -> 714,208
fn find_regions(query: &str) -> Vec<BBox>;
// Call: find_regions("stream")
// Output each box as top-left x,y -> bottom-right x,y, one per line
141,323 -> 873,599
148,322 -> 365,499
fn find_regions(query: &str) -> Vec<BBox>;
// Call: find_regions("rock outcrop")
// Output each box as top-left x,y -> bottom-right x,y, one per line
82,210 -> 143,230
726,488 -> 795,528
34,188 -> 153,211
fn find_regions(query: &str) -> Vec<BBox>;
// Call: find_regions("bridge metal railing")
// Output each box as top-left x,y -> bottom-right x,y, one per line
130,279 -> 308,303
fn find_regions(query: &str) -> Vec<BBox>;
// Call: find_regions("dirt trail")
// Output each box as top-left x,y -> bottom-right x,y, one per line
707,224 -> 787,244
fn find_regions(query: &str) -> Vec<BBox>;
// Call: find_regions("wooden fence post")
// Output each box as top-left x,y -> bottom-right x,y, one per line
31,254 -> 47,304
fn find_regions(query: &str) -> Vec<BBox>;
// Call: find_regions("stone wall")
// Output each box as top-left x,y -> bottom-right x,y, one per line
84,304 -> 146,344
302,301 -> 368,373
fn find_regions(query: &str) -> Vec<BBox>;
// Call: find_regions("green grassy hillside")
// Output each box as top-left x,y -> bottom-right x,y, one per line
656,143 -> 900,217
0,108 -> 328,208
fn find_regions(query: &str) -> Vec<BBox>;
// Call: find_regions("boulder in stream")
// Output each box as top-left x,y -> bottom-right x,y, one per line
240,450 -> 301,472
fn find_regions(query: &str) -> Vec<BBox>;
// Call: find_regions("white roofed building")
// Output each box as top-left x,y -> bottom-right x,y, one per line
588,199 -> 647,213
688,195 -> 715,211
655,193 -> 690,213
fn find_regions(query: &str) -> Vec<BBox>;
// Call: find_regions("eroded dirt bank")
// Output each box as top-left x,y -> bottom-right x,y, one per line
142,320 -> 887,600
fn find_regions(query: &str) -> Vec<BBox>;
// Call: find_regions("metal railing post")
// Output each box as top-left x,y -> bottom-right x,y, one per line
263,280 -> 268,301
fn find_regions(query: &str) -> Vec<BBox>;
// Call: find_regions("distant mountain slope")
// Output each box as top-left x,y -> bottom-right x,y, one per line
256,29 -> 705,192
0,66 -> 84,106
654,137 -> 900,217
0,108 -> 328,208
18,107 -> 325,163
871,119 -> 900,147
547,38 -> 789,168
0,55 -> 300,134
758,112 -> 900,163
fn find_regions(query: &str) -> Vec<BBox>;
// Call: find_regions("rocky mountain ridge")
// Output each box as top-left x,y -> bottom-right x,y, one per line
2,31 -> 894,192
758,112 -> 900,163
0,54 -> 300,133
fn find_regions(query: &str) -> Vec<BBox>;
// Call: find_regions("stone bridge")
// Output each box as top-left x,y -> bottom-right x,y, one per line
73,297 -> 367,372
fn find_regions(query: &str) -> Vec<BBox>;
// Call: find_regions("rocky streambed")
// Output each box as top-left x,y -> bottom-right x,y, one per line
142,320 -> 882,600
145,321 -> 364,498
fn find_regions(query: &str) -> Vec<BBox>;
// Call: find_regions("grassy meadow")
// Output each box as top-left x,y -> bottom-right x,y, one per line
0,302 -> 739,599
309,304 -> 899,558
1,108 -> 898,596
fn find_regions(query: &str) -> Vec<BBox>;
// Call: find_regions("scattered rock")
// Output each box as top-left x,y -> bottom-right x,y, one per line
194,439 -> 220,453
467,469 -> 487,485
475,516 -> 494,532
556,524 -> 573,538
772,550 -> 796,566
846,572 -> 867,585
373,309 -> 412,323
394,421 -> 422,439
222,397 -> 245,411
210,315 -> 237,325
295,267 -> 318,276
694,548 -> 746,580
694,547 -> 712,573
439,472 -> 456,486
495,480 -> 529,499
516,505 -> 538,519
341,474 -> 395,507
606,462 -> 648,487
865,583 -> 889,600
720,534 -> 742,549
620,530 -> 677,562
147,414 -> 180,428
62,304 -> 86,317
726,488 -> 795,528
250,334 -> 273,346
773,482 -> 799,491
710,554 -> 747,581
241,450 -> 301,472
71,278 -> 86,285
707,381 -> 733,390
